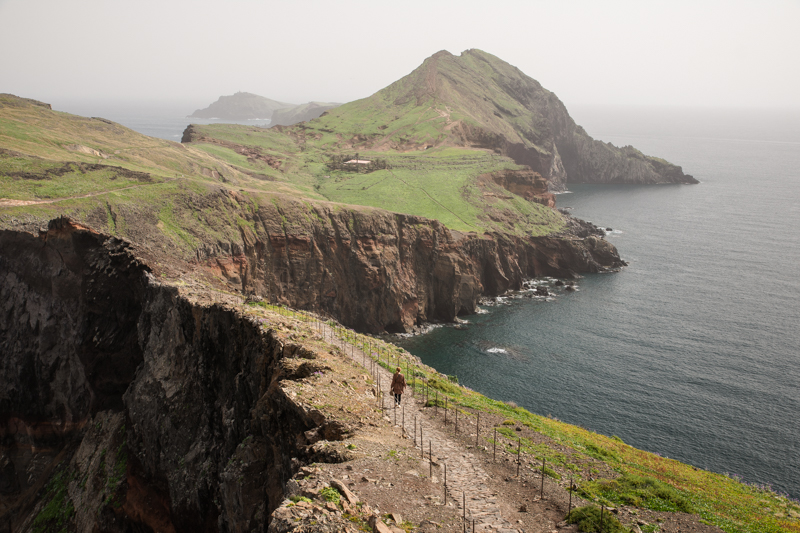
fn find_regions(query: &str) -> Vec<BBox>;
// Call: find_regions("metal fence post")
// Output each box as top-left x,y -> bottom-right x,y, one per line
540,458 -> 545,499
567,476 -> 573,520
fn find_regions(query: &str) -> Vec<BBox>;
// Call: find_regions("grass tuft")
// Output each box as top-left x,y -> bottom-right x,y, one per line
567,505 -> 626,533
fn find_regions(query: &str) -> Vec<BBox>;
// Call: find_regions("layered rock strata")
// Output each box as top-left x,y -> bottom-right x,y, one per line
0,219 -> 348,532
194,194 -> 624,333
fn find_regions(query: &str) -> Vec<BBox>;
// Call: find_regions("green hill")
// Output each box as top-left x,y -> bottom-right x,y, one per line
298,49 -> 696,190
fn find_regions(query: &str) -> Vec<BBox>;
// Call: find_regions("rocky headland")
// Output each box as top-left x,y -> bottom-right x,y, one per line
297,50 -> 697,192
189,92 -> 340,125
189,92 -> 295,120
0,218 -> 729,533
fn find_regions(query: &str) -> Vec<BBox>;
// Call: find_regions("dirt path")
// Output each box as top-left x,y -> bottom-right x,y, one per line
0,178 -> 178,207
323,324 -> 521,533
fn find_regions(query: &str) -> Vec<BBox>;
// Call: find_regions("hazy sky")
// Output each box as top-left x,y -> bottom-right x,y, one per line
1,0 -> 798,112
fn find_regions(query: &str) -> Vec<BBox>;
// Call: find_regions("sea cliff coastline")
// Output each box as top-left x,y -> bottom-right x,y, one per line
0,218 -> 793,533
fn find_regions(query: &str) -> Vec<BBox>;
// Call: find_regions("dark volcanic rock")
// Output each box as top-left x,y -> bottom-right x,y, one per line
0,219 -> 345,532
192,195 -> 626,333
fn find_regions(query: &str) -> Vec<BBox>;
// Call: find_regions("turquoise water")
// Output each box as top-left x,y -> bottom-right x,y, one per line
399,107 -> 800,499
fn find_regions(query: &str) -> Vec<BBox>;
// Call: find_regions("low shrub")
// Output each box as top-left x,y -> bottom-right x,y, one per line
580,473 -> 694,513
428,377 -> 459,394
321,486 -> 341,505
566,505 -> 626,533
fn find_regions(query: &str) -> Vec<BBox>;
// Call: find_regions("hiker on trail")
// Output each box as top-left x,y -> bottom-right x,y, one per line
391,367 -> 406,405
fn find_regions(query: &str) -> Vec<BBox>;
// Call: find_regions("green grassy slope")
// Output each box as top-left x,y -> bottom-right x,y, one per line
256,307 -> 800,533
0,94 -> 324,202
0,95 -> 327,264
296,48 -> 560,153
185,122 -> 564,235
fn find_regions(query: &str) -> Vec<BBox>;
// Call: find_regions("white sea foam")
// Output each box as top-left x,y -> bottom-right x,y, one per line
487,347 -> 507,354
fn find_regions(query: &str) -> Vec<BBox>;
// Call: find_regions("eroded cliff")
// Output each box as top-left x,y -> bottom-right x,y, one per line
192,192 -> 624,333
0,219 -> 351,532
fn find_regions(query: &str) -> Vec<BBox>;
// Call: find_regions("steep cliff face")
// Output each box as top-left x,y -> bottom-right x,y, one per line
482,168 -> 556,208
193,194 -> 624,333
0,219 -> 347,532
0,217 -> 147,442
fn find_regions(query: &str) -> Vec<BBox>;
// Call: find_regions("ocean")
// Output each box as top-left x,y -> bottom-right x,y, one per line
52,101 -> 271,141
56,101 -> 800,499
400,105 -> 800,500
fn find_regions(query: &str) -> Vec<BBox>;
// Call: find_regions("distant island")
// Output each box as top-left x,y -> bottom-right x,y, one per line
189,91 -> 339,125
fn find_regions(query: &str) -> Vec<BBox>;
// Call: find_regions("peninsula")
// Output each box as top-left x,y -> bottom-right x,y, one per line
189,91 -> 340,125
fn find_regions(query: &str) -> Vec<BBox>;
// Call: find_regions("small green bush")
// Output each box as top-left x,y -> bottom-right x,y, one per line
321,486 -> 341,505
502,419 -> 515,425
424,397 -> 446,408
584,443 -> 618,461
428,377 -> 459,394
580,473 -> 694,513
290,495 -> 312,504
566,505 -> 626,533
543,465 -> 561,480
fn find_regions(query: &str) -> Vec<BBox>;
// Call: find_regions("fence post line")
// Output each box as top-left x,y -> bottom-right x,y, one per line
429,441 -> 432,478
476,413 -> 480,447
493,428 -> 497,462
517,438 -> 521,477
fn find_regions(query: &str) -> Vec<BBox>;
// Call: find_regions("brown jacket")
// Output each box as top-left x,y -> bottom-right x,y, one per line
390,372 -> 406,394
